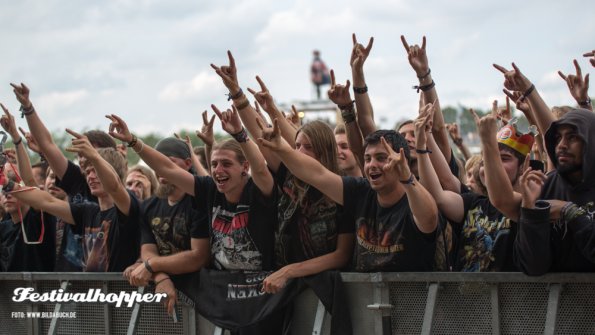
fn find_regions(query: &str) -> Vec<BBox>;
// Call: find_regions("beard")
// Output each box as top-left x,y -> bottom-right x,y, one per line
155,183 -> 176,199
557,162 -> 582,175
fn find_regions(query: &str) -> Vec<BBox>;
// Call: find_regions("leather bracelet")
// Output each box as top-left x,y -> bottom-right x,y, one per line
127,134 -> 138,148
13,137 -> 23,146
415,148 -> 432,154
519,84 -> 535,102
154,277 -> 171,286
19,104 -> 35,118
338,100 -> 355,111
578,97 -> 591,107
227,88 -> 243,101
353,86 -> 368,94
234,98 -> 250,110
413,80 -> 435,93
417,68 -> 431,79
144,259 -> 155,273
399,173 -> 415,185
231,127 -> 249,143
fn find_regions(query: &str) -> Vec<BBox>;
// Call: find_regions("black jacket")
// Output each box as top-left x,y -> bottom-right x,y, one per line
515,108 -> 595,274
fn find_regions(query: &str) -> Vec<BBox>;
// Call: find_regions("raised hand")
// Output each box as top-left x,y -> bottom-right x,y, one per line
327,70 -> 353,106
247,76 -> 276,112
380,137 -> 411,180
400,35 -> 429,77
351,33 -> 374,71
414,102 -> 434,150
558,59 -> 590,105
18,127 -> 41,154
446,123 -> 462,142
64,129 -> 97,159
0,103 -> 19,139
211,51 -> 240,94
155,278 -> 177,317
106,114 -> 134,143
503,89 -> 531,114
195,110 -> 216,146
470,107 -> 498,142
493,63 -> 533,93
286,105 -> 301,129
584,50 -> 595,68
212,104 -> 243,135
174,132 -> 194,151
519,157 -> 547,209
9,83 -> 32,109
257,118 -> 287,151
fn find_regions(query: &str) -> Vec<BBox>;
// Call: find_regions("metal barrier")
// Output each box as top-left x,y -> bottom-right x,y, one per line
1,272 -> 594,334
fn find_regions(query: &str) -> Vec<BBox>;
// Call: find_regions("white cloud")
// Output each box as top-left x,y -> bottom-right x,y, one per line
158,71 -> 221,102
37,90 -> 89,117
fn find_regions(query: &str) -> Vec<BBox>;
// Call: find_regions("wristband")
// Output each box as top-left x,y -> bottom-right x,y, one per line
413,80 -> 435,93
227,88 -> 244,101
231,127 -> 249,143
578,97 -> 591,107
13,137 -> 23,146
154,277 -> 171,286
127,134 -> 138,148
19,104 -> 35,118
417,68 -> 431,79
399,173 -> 415,185
144,259 -> 155,274
338,100 -> 355,111
519,84 -> 535,102
353,86 -> 368,94
234,98 -> 250,110
341,109 -> 356,123
415,148 -> 432,154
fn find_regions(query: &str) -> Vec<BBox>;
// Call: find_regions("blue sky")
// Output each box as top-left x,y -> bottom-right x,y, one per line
1,0 -> 594,136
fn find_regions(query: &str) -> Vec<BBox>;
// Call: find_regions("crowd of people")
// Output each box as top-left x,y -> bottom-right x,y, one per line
1,34 -> 594,333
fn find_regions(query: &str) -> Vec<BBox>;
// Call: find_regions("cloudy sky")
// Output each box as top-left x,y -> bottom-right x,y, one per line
1,0 -> 593,137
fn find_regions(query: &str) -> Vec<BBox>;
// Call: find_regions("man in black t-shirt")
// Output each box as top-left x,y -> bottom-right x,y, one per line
260,125 -> 439,272
125,138 -> 211,316
2,131 -> 139,272
0,185 -> 55,272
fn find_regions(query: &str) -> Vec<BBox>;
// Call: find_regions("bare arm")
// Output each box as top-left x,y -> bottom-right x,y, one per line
493,63 -> 556,137
258,120 -> 344,205
65,129 -> 132,215
328,69 -> 364,171
7,185 -> 74,224
400,35 -> 451,162
211,52 -> 283,172
351,34 -> 376,138
106,114 -> 196,196
175,133 -> 208,177
446,123 -> 472,161
10,83 -> 69,179
379,134 -> 438,233
415,107 -> 465,223
0,104 -> 36,187
558,59 -> 592,111
472,110 -> 522,222
262,234 -> 354,293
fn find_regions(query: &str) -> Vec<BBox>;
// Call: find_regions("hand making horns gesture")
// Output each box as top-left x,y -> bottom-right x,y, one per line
327,69 -> 352,106
400,35 -> 429,77
351,33 -> 374,71
211,51 -> 241,94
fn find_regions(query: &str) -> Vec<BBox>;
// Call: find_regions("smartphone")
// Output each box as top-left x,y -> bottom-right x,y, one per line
529,159 -> 545,173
